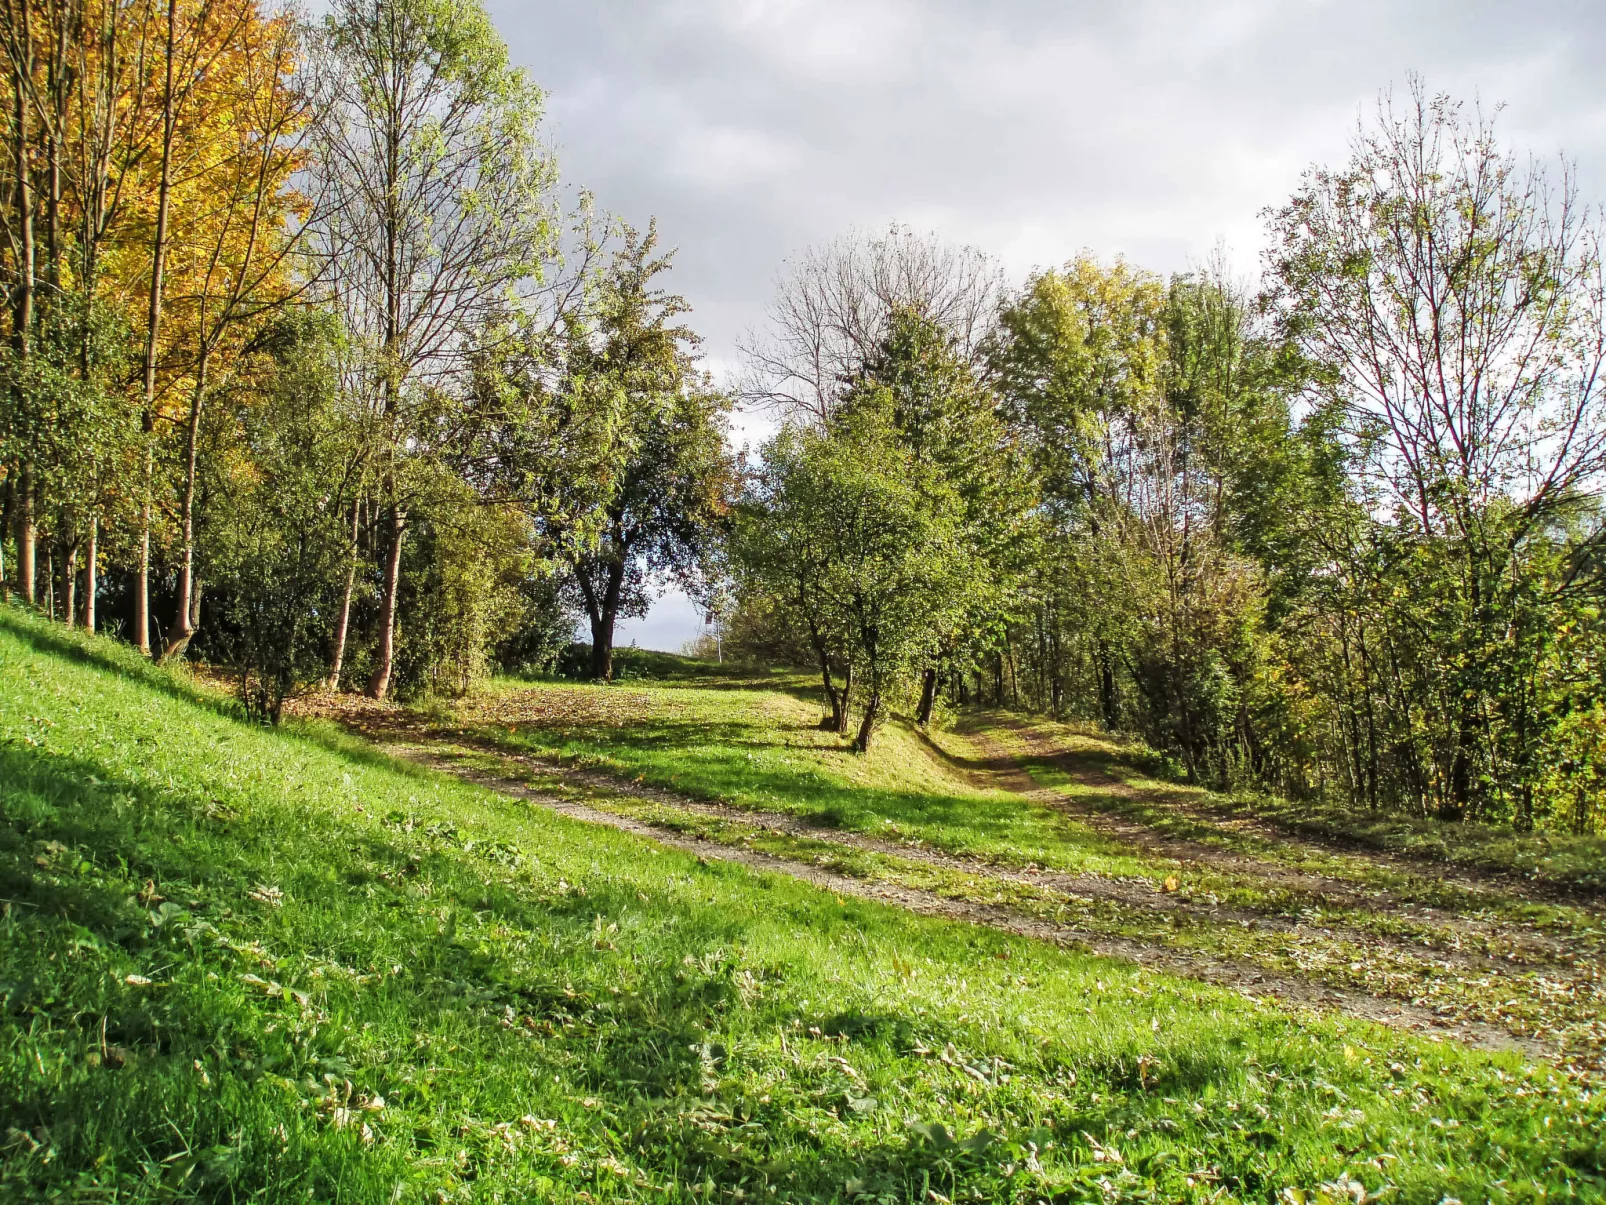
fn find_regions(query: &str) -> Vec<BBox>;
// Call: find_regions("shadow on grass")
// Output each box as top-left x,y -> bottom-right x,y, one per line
0,721 -> 1000,1201
1,606 -> 437,786
465,716 -> 1089,854
983,707 -> 1606,898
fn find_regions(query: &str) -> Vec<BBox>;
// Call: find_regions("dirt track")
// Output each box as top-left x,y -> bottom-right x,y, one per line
322,698 -> 1565,1064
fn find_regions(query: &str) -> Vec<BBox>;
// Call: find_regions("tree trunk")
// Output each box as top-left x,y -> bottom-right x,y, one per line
853,689 -> 881,754
1444,728 -> 1472,822
588,609 -> 617,681
916,666 -> 938,728
1098,642 -> 1118,730
62,545 -> 77,628
579,557 -> 626,682
993,653 -> 1004,706
327,503 -> 360,689
17,467 -> 35,604
804,611 -> 846,730
10,29 -> 35,607
367,506 -> 405,700
1006,636 -> 1020,708
135,488 -> 152,653
136,0 -> 179,658
82,518 -> 96,632
816,655 -> 844,729
163,349 -> 210,660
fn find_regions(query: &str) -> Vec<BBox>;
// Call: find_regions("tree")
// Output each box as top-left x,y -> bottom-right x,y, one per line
843,304 -> 1031,727
741,225 -> 1002,423
734,424 -> 858,732
989,255 -> 1167,728
161,4 -> 312,660
549,226 -> 732,682
1267,81 -> 1606,821
204,315 -> 361,723
746,402 -> 969,752
308,0 -> 558,699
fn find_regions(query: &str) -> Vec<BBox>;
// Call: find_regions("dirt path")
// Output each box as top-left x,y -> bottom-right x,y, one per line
962,718 -> 1605,963
356,729 -> 1549,1063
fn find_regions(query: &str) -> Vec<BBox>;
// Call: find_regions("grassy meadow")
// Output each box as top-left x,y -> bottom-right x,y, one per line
2,609 -> 1605,1203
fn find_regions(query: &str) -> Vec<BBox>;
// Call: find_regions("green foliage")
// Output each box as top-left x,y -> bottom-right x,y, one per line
740,401 -> 974,751
552,224 -> 735,681
200,317 -> 361,722
738,306 -> 1030,746
394,482 -> 532,699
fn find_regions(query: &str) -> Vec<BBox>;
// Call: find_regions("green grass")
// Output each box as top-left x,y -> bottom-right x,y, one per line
442,674 -> 1603,935
2,609 -> 1605,1204
449,675 -> 1163,882
424,667 -> 1606,1072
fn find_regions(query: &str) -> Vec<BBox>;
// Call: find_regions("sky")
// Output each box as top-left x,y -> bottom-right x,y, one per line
487,0 -> 1606,651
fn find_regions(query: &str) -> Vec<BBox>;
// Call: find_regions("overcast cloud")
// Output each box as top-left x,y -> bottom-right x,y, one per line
489,0 -> 1606,650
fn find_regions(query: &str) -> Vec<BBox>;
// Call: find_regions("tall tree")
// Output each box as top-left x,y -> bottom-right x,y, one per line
555,226 -> 732,682
309,0 -> 557,699
741,225 -> 1002,424
160,4 -> 310,660
1267,81 -> 1606,821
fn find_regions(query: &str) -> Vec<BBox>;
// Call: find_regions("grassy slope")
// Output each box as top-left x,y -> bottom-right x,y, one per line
988,714 -> 1606,896
451,674 -> 1604,924
1,614 -> 1603,1204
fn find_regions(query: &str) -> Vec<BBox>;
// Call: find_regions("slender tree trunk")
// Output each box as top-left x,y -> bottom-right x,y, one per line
802,604 -> 845,730
1097,642 -> 1117,730
327,503 -> 360,689
367,505 -> 405,700
134,500 -> 151,652
916,666 -> 938,728
12,35 -> 35,609
62,545 -> 76,628
83,518 -> 96,632
17,467 -> 35,604
163,348 -> 209,660
136,0 -> 180,658
1006,636 -> 1020,709
814,648 -> 843,729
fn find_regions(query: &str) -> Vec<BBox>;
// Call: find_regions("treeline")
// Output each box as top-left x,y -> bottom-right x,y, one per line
0,0 -> 732,718
5,2 -> 1603,839
731,89 -> 1606,835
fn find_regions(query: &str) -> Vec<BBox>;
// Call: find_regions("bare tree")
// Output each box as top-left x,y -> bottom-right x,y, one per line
1267,80 -> 1606,543
740,224 -> 1002,423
